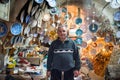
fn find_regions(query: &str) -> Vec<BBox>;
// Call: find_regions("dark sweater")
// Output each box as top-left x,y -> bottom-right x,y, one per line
47,38 -> 81,71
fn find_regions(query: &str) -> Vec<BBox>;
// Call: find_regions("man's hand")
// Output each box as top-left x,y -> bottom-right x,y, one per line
74,70 -> 79,77
46,71 -> 51,77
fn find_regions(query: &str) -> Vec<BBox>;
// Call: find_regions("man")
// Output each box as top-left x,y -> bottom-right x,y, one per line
47,24 -> 81,80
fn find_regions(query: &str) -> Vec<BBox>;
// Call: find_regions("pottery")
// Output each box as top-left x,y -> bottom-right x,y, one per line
75,28 -> 83,36
75,17 -> 82,25
113,11 -> 120,21
110,0 -> 120,8
46,0 -> 56,7
43,13 -> 51,21
35,0 -> 44,4
89,23 -> 98,33
0,22 -> 8,37
74,37 -> 83,45
10,22 -> 22,35
116,31 -> 120,38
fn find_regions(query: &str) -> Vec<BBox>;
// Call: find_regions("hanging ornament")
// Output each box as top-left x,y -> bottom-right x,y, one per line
75,8 -> 82,25
89,23 -> 98,33
75,28 -> 83,36
74,37 -> 83,45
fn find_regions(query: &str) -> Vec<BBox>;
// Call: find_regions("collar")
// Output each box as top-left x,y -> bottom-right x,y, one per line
57,37 -> 69,42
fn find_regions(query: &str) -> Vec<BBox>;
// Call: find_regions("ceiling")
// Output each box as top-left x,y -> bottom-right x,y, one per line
55,0 -> 119,23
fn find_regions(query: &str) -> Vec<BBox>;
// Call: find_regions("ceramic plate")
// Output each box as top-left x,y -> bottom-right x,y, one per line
116,31 -> 120,38
0,22 -> 8,37
89,23 -> 98,33
49,7 -> 59,15
80,24 -> 87,33
113,11 -> 120,21
25,15 -> 31,24
75,17 -> 82,25
75,28 -> 83,36
80,41 -> 87,48
110,0 -> 120,9
10,23 -> 22,35
92,36 -> 97,41
35,0 -> 44,4
48,0 -> 56,7
104,36 -> 111,42
74,37 -> 83,45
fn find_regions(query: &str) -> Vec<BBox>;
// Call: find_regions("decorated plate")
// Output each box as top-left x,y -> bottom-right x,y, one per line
82,32 -> 93,41
104,36 -> 111,42
75,28 -> 83,36
75,17 -> 82,25
113,11 -> 120,21
48,0 -> 56,7
74,37 -> 83,45
0,22 -> 8,37
110,0 -> 120,9
80,41 -> 87,48
43,13 -> 51,21
25,15 -> 31,24
49,7 -> 59,15
80,24 -> 87,33
89,23 -> 98,33
35,0 -> 44,4
116,31 -> 120,38
10,23 -> 22,35
92,36 -> 97,41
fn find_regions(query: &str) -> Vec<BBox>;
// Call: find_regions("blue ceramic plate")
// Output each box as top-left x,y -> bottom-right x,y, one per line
35,0 -> 44,4
89,23 -> 98,33
114,11 -> 120,21
49,7 -> 59,15
25,15 -> 31,24
75,18 -> 82,25
10,23 -> 22,35
75,28 -> 83,36
48,0 -> 56,7
0,22 -> 8,37
74,37 -> 83,45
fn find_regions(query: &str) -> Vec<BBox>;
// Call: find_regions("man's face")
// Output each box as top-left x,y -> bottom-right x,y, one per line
57,27 -> 68,40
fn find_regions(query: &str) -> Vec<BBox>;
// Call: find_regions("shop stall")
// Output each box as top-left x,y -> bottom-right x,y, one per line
0,0 -> 120,80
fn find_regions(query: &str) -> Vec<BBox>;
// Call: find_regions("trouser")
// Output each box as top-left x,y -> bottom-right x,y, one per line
50,68 -> 74,80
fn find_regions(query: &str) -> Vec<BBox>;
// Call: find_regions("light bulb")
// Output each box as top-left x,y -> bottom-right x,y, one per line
92,19 -> 95,23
